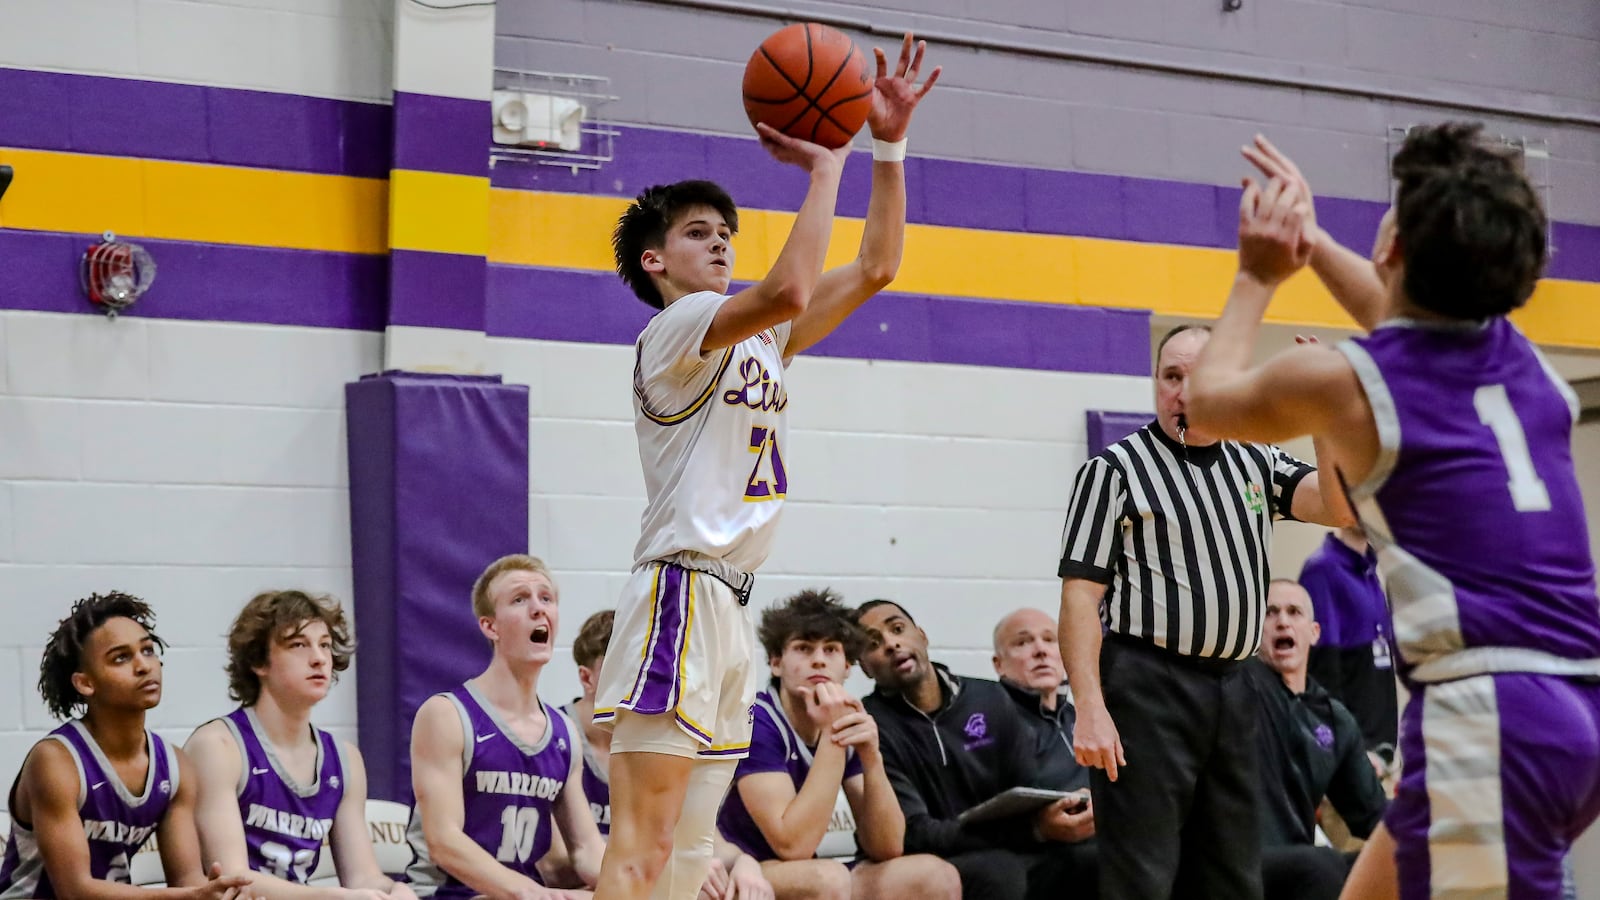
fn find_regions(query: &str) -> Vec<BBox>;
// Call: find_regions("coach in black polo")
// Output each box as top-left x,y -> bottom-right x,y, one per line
1056,324 -> 1353,900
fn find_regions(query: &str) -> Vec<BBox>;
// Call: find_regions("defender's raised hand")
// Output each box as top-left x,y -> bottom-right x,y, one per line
1242,135 -> 1320,246
1238,176 -> 1315,287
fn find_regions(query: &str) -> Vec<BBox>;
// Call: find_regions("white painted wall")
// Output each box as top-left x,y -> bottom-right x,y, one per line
0,318 -> 1150,796
0,0 -> 393,101
0,311 -> 382,793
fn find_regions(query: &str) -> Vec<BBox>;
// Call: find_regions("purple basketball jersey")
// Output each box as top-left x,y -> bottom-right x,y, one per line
716,683 -> 862,861
221,708 -> 344,883
406,685 -> 574,898
0,721 -> 177,899
1340,318 -> 1600,682
560,702 -> 610,836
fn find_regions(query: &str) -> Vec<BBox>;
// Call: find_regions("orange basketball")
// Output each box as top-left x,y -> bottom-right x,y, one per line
742,23 -> 874,150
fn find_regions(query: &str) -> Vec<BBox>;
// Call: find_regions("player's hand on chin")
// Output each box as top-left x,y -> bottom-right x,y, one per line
754,123 -> 848,172
868,32 -> 941,142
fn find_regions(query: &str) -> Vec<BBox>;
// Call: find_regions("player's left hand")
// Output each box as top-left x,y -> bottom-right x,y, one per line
728,853 -> 775,900
868,32 -> 941,143
1238,176 -> 1315,287
699,858 -> 731,900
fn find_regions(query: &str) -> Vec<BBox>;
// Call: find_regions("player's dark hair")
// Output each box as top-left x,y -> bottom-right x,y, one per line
855,598 -> 916,628
1156,323 -> 1212,365
1390,122 -> 1547,320
572,609 -> 615,670
226,590 -> 354,706
759,589 -> 868,663
612,180 -> 740,310
39,592 -> 166,720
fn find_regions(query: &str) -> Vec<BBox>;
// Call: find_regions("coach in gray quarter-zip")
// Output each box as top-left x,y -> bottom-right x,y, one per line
857,599 -> 1100,900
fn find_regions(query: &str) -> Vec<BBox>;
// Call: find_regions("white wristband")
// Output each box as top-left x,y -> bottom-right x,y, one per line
872,138 -> 908,162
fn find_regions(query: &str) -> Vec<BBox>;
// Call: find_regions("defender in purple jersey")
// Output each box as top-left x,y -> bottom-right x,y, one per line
714,590 -> 959,900
1188,124 -> 1600,899
0,592 -> 252,899
408,556 -> 604,898
185,591 -> 414,899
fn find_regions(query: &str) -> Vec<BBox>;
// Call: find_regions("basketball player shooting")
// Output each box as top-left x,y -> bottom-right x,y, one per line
1186,125 -> 1600,900
592,30 -> 938,900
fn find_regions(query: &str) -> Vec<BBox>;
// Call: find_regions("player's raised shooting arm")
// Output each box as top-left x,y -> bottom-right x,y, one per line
1189,327 -> 1356,447
701,128 -> 844,354
783,155 -> 903,357
786,34 -> 939,357
411,696 -> 543,899
1242,136 -> 1387,331
1309,237 -> 1389,334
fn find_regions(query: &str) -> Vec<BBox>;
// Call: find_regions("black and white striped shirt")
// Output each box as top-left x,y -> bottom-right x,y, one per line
1058,421 -> 1313,660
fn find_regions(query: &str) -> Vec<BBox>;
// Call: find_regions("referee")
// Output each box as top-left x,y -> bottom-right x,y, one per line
1056,324 -> 1352,900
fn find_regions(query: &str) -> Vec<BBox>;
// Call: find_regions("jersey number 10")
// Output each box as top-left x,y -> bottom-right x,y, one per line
1474,384 -> 1552,513
495,806 -> 542,864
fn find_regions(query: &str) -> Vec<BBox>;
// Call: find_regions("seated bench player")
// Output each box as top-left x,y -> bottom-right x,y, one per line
407,555 -> 605,899
185,590 -> 415,898
715,590 -> 959,900
0,592 -> 254,899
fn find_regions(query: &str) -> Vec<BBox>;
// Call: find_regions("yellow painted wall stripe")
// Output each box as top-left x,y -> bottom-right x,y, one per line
488,190 -> 1600,350
0,149 -> 1595,349
0,148 -> 388,254
389,169 -> 489,257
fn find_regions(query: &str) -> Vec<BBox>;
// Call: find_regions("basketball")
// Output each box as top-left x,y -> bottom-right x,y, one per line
742,23 -> 874,150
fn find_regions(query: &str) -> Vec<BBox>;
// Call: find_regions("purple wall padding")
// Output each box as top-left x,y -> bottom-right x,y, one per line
1087,410 -> 1152,455
346,372 -> 530,802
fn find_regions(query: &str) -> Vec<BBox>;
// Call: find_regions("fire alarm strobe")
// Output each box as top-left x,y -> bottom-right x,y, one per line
81,231 -> 156,319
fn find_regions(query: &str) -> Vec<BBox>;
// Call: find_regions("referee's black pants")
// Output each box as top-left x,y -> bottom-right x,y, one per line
1091,635 -> 1263,900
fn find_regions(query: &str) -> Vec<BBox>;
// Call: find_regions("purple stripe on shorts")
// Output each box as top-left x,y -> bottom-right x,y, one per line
698,745 -> 751,758
630,565 -> 686,715
675,714 -> 714,745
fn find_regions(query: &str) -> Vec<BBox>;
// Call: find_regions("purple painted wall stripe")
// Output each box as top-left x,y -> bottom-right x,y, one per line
1,68 -> 1593,282
393,92 -> 490,178
0,67 -> 391,178
487,265 -> 1151,376
490,125 -> 1600,283
390,249 -> 488,332
1088,410 -> 1155,456
0,229 -> 386,330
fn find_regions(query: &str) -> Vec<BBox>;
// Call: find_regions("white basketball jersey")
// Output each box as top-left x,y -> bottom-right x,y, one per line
632,291 -> 793,573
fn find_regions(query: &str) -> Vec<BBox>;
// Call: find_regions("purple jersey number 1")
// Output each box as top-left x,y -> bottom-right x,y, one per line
744,425 -> 788,501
